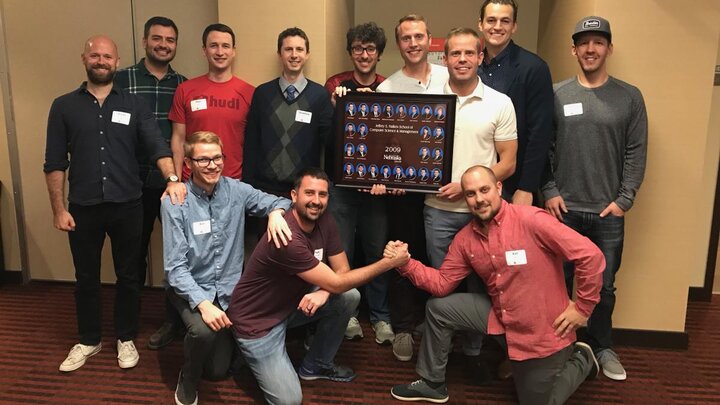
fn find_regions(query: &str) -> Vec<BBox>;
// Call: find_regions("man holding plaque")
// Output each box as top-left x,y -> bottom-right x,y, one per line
376,14 -> 450,362
324,22 -> 396,345
422,27 -> 517,371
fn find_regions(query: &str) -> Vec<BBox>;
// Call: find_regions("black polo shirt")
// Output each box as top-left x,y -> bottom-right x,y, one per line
44,82 -> 171,205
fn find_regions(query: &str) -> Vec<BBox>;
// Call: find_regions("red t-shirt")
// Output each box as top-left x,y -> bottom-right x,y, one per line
228,210 -> 343,339
169,75 -> 254,180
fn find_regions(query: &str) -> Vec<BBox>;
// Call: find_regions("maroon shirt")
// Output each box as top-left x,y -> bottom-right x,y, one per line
398,201 -> 604,361
228,210 -> 343,339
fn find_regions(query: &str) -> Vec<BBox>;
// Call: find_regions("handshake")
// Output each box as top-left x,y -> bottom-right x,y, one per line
383,240 -> 411,267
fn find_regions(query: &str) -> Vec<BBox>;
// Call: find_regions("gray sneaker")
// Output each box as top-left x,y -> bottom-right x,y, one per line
391,379 -> 449,403
597,348 -> 626,380
372,321 -> 395,345
344,317 -> 364,340
393,332 -> 414,361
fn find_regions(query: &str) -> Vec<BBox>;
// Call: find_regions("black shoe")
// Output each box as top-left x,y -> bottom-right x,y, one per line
391,379 -> 449,403
575,342 -> 599,380
148,321 -> 184,350
298,364 -> 356,382
174,370 -> 198,405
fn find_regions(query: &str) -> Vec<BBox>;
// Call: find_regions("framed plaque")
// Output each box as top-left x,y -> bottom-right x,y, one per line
333,92 -> 456,193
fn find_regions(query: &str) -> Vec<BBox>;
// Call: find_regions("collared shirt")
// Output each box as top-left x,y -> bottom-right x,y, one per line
44,83 -> 171,205
398,201 -> 604,361
376,63 -> 449,94
161,176 -> 291,310
424,78 -> 517,213
279,73 -> 308,100
478,42 -> 513,93
115,59 -> 186,189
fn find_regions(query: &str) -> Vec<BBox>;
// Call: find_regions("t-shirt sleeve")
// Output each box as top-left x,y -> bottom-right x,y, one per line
494,95 -> 518,142
265,235 -> 320,275
168,83 -> 187,124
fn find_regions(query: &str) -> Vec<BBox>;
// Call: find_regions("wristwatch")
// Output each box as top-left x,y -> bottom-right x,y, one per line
167,175 -> 180,183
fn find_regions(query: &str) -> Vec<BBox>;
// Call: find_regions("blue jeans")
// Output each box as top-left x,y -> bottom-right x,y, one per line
329,186 -> 390,323
562,210 -> 624,352
234,289 -> 360,405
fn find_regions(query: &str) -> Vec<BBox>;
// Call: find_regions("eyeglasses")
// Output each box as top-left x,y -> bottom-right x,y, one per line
351,45 -> 378,55
189,154 -> 225,167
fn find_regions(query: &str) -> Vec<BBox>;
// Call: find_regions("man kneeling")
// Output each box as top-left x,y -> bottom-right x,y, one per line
227,168 -> 410,405
389,165 -> 605,404
162,131 -> 292,405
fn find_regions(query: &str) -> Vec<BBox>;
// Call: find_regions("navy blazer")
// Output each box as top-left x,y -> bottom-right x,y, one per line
480,41 -> 554,195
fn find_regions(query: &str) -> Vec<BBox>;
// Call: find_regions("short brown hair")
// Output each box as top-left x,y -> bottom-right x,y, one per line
394,14 -> 430,43
184,131 -> 223,158
444,27 -> 483,55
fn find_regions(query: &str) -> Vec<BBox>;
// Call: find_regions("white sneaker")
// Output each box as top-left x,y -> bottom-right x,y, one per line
372,321 -> 395,345
117,340 -> 139,369
59,342 -> 102,372
344,317 -> 364,340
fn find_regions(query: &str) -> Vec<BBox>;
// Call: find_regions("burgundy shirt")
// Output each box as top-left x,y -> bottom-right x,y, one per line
398,201 -> 604,361
228,211 -> 343,339
324,71 -> 385,93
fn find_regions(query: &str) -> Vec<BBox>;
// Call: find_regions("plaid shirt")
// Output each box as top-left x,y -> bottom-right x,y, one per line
115,58 -> 186,189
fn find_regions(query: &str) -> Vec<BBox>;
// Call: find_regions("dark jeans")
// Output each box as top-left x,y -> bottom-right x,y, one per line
168,290 -> 234,391
68,200 -> 142,345
139,187 -> 183,326
562,210 -> 625,352
329,186 -> 390,323
387,193 -> 428,333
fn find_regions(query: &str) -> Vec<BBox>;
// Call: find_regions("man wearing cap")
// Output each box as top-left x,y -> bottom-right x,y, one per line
542,16 -> 648,382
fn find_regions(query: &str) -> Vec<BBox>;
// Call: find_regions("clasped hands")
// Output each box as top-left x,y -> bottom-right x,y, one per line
383,240 -> 411,267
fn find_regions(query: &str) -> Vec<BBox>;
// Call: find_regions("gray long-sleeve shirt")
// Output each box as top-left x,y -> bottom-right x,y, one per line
542,76 -> 648,213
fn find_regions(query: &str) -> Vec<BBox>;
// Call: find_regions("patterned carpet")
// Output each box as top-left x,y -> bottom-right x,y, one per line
0,282 -> 718,404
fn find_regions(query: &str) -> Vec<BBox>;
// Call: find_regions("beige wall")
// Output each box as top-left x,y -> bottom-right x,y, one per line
1,0 -> 216,284
539,0 -> 720,331
356,0 -> 540,78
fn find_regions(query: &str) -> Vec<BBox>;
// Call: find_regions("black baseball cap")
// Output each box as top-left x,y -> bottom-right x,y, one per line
572,16 -> 612,43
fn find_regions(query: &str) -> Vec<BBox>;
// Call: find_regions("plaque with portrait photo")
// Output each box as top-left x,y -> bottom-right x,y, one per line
334,92 -> 456,193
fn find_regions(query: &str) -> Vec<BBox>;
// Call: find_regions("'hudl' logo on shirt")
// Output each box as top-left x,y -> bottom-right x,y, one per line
194,95 -> 243,110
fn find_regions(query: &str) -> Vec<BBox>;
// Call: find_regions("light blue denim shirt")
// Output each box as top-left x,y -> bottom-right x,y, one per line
161,176 -> 291,310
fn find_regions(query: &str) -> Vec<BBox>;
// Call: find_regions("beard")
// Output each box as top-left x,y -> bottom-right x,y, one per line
297,202 -> 325,223
86,64 -> 115,85
146,46 -> 174,65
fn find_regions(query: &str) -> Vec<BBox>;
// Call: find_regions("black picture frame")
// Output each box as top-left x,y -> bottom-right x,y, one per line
334,92 -> 456,193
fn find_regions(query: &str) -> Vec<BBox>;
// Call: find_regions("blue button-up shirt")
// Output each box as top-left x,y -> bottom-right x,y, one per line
478,42 -> 513,94
161,176 -> 291,310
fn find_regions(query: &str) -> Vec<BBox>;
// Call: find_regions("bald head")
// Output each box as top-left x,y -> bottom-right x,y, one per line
81,35 -> 119,85
461,165 -> 497,188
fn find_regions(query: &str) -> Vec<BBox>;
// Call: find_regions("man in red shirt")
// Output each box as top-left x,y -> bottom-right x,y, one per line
169,23 -> 254,181
389,165 -> 604,404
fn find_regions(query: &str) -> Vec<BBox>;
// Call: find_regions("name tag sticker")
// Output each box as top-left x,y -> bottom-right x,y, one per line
563,103 -> 583,117
313,248 -> 324,261
192,220 -> 211,235
296,110 -> 312,123
191,98 -> 208,112
505,250 -> 527,266
111,111 -> 131,125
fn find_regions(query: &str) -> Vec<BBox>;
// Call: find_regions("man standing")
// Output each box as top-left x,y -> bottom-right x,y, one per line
115,16 -> 187,350
163,132 -> 291,405
376,14 -> 449,362
477,0 -> 554,205
324,22 -> 394,344
543,16 -> 648,381
44,35 -> 184,372
243,27 -> 333,197
170,23 -> 254,181
391,166 -> 604,404
228,168 -> 410,405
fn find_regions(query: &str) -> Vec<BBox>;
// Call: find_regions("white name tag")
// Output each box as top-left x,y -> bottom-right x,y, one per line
505,250 -> 527,266
111,111 -> 131,125
563,103 -> 583,117
192,220 -> 211,235
313,248 -> 324,261
191,98 -> 208,112
295,110 -> 312,123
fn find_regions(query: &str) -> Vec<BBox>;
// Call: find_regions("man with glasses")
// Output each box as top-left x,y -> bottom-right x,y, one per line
162,131 -> 292,405
323,22 -> 395,345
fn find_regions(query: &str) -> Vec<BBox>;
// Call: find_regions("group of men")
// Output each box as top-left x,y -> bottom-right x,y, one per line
43,0 -> 647,404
